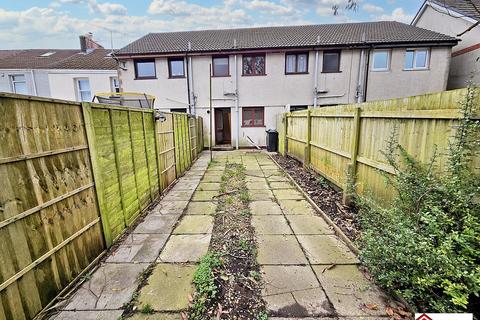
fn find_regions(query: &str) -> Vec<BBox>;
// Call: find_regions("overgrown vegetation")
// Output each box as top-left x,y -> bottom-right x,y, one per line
189,160 -> 266,319
358,86 -> 480,314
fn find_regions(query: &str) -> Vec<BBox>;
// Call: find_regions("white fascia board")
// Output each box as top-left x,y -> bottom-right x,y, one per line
413,1 -> 479,25
45,69 -> 117,75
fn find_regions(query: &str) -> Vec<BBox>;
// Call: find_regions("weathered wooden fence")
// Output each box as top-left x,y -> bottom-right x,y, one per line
0,93 -> 203,319
278,88 -> 480,204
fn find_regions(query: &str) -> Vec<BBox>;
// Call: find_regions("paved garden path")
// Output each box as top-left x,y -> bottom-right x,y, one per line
52,151 -> 393,320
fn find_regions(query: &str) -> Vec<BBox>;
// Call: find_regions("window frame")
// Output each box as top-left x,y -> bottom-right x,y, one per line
322,50 -> 341,73
212,55 -> 230,77
242,53 -> 266,76
242,107 -> 265,127
404,48 -> 430,71
110,76 -> 120,93
75,78 -> 92,102
134,59 -> 156,80
168,57 -> 186,79
285,52 -> 309,75
10,74 -> 28,94
371,50 -> 391,72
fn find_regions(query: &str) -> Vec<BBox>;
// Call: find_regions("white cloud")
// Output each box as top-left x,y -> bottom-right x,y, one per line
363,3 -> 383,14
245,0 -> 294,15
379,7 -> 413,23
92,2 -> 127,15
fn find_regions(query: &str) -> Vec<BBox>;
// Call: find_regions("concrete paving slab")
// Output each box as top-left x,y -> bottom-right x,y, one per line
64,263 -> 149,310
250,201 -> 283,215
201,175 -> 223,182
173,215 -> 214,234
249,189 -> 274,201
278,199 -> 316,215
106,234 -> 169,263
133,214 -> 180,234
252,215 -> 292,234
191,190 -> 218,201
261,265 -> 319,296
269,181 -> 295,189
128,313 -> 182,320
273,189 -> 304,200
137,264 -> 196,312
245,170 -> 265,177
246,181 -> 270,190
286,215 -> 334,235
152,201 -> 189,215
297,235 -> 359,264
313,265 -> 392,317
197,182 -> 222,191
245,175 -> 267,182
257,235 -> 308,265
162,190 -> 195,201
53,310 -> 123,320
159,234 -> 211,263
170,181 -> 200,191
184,201 -> 217,215
263,170 -> 284,177
267,175 -> 291,182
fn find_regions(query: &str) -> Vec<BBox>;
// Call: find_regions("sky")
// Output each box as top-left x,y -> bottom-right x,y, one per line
0,0 -> 424,50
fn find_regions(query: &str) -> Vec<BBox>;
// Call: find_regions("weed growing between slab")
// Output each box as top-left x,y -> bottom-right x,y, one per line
189,162 -> 267,319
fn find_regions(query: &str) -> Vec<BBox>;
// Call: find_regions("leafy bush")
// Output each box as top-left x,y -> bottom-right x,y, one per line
358,86 -> 480,313
190,253 -> 222,319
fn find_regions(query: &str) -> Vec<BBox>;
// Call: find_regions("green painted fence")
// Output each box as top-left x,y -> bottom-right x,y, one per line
279,88 -> 480,204
0,93 -> 203,319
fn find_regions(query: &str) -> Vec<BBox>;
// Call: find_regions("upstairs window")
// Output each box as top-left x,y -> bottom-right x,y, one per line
372,50 -> 390,71
170,108 -> 187,113
212,56 -> 229,77
242,54 -> 265,76
168,57 -> 185,78
404,49 -> 429,70
76,78 -> 91,102
134,59 -> 156,79
10,74 -> 28,94
285,52 -> 308,74
242,107 -> 264,127
322,50 -> 341,73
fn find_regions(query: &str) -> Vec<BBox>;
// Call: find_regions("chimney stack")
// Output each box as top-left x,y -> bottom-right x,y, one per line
79,33 -> 104,53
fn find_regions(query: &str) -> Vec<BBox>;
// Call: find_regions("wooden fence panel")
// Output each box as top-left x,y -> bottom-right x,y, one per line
0,94 -> 105,320
189,116 -> 197,160
156,112 -> 176,191
173,113 -> 192,176
282,89 -> 480,204
285,111 -> 308,162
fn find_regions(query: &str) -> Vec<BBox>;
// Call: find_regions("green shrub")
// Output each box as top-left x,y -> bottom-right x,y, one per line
190,253 -> 222,318
358,86 -> 480,313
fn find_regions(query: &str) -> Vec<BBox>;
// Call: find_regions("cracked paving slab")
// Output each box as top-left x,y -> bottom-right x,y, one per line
64,263 -> 149,310
184,201 -> 217,215
158,234 -> 211,263
106,234 -> 169,263
297,235 -> 359,265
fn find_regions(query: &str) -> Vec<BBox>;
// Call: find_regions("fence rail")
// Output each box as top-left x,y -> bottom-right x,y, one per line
0,93 -> 203,320
278,88 -> 480,204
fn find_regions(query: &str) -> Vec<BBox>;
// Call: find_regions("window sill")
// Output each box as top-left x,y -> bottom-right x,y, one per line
212,75 -> 231,78
135,77 -> 157,80
242,74 -> 267,77
169,76 -> 186,79
285,72 -> 309,75
403,68 -> 430,71
321,71 -> 342,74
371,69 -> 390,72
242,125 -> 266,128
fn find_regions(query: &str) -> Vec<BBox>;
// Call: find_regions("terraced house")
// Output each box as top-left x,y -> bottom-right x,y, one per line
115,21 -> 458,148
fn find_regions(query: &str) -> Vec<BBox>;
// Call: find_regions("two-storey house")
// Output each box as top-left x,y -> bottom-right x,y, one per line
115,21 -> 457,148
412,0 -> 480,89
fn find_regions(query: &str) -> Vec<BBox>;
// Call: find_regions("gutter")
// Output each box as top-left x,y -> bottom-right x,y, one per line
234,39 -> 239,150
29,69 -> 38,96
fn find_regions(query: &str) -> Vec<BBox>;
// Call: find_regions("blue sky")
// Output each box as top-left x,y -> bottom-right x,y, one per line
0,0 -> 424,49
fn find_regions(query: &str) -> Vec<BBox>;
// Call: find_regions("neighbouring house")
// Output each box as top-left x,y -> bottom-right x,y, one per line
412,0 -> 480,89
115,21 -> 457,148
0,33 -> 118,102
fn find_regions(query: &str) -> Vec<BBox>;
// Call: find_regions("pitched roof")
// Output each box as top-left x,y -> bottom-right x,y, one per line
116,21 -> 458,56
0,49 -> 117,70
429,0 -> 480,21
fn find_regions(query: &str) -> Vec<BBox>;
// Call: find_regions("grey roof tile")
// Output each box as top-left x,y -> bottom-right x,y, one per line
430,0 -> 480,21
116,21 -> 457,56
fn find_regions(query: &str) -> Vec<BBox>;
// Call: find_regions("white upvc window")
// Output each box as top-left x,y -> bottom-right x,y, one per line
76,78 -> 92,102
10,74 -> 28,94
404,48 -> 429,70
371,50 -> 390,71
110,77 -> 120,93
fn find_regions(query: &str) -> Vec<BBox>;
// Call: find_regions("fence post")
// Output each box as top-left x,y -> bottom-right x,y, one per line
304,109 -> 312,169
283,113 -> 289,156
81,102 -> 113,247
343,107 -> 361,205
